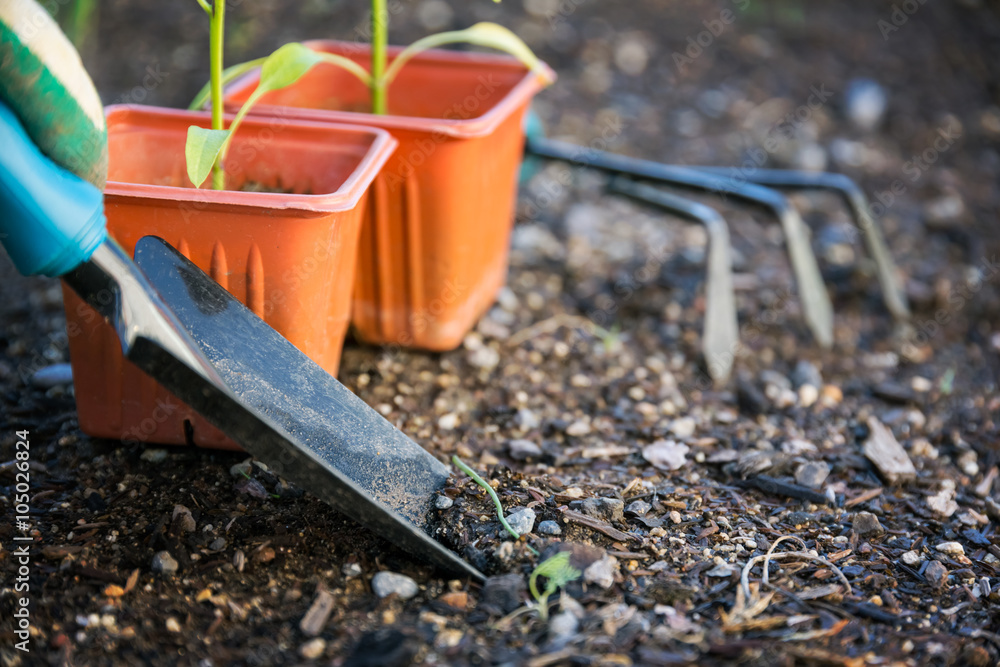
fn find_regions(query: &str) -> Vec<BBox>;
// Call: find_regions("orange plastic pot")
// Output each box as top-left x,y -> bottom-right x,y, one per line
62,105 -> 396,449
224,42 -> 552,351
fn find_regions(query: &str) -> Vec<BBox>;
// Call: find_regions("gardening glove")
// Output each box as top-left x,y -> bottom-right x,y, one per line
0,99 -> 107,277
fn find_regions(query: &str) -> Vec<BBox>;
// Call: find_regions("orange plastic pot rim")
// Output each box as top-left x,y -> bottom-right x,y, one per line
225,42 -> 555,139
103,105 -> 398,213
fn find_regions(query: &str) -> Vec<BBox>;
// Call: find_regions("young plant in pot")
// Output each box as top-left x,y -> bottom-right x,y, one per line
64,0 -> 397,449
207,1 -> 555,351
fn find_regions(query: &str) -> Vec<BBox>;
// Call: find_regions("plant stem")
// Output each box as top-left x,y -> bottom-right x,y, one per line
370,0 -> 387,115
210,0 -> 226,190
452,456 -> 539,556
68,0 -> 97,52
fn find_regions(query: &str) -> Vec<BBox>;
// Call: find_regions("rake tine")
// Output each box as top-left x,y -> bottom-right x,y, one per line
691,167 -> 910,320
608,177 -> 739,383
525,137 -> 834,347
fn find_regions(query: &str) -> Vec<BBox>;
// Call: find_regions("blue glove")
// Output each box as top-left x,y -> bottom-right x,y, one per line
0,99 -> 107,277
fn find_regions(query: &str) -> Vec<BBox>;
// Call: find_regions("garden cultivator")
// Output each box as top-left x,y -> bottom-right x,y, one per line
524,134 -> 910,383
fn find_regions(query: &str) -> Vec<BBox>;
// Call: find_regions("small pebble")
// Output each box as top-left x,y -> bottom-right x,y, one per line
229,459 -> 253,478
707,562 -> 736,578
342,562 -> 362,579
208,538 -> 226,551
760,370 -> 792,391
434,495 -> 454,510
508,439 -> 542,461
171,505 -> 196,534
548,610 -> 579,643
925,194 -> 964,225
583,555 -> 617,589
902,550 -> 922,566
506,507 -> 536,535
626,499 -> 651,515
935,542 -> 965,557
792,360 -> 823,389
151,551 -> 178,576
579,497 -> 624,523
468,346 -> 500,370
774,388 -> 798,409
565,420 -> 591,437
371,571 -> 419,600
985,497 -> 1000,524
537,520 -> 562,535
437,413 -> 459,430
515,408 -> 540,430
140,449 -> 169,464
642,440 -> 689,470
853,511 -> 885,537
299,638 -> 326,660
924,560 -> 949,589
845,78 -> 888,131
795,461 -> 830,489
927,488 -> 959,517
31,363 -> 73,388
798,384 -> 819,408
668,417 -> 696,438
820,384 -> 843,406
165,617 -> 181,633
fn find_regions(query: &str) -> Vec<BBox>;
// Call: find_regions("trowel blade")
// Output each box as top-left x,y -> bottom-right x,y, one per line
130,236 -> 481,580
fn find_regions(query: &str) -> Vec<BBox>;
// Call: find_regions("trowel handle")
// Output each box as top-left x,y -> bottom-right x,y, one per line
0,100 -> 107,277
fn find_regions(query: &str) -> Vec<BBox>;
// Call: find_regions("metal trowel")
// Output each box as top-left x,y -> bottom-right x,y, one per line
0,0 -> 480,580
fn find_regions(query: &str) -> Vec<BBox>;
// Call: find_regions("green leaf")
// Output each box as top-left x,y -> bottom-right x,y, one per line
532,552 -> 581,592
215,43 -> 328,166
528,551 -> 581,621
185,126 -> 229,188
382,22 -> 554,89
256,42 -> 323,95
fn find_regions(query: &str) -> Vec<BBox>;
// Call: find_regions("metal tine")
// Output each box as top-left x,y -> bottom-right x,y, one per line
525,137 -> 833,347
691,167 -> 910,320
608,177 -> 739,384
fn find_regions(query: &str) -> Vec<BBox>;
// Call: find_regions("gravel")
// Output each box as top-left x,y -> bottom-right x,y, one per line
151,551 -> 178,576
853,512 -> 886,537
506,507 -> 537,535
371,572 -> 420,600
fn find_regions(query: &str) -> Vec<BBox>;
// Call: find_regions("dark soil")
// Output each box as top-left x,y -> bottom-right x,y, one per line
3,1 -> 1000,666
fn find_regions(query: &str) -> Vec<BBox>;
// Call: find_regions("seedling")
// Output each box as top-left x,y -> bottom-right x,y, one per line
452,455 -> 539,556
185,0 -> 551,189
528,552 -> 581,621
184,2 -> 369,190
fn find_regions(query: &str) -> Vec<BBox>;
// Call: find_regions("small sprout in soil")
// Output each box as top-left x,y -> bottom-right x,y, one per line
240,469 -> 280,500
528,552 -> 581,621
940,367 -> 955,395
452,455 -> 539,556
594,322 -> 622,353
